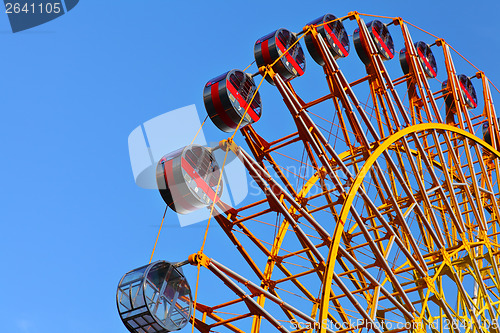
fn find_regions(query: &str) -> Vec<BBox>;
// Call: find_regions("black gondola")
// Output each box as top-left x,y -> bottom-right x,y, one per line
254,28 -> 306,84
399,41 -> 438,78
204,69 -> 263,132
442,74 -> 478,110
117,261 -> 193,333
353,20 -> 394,65
304,13 -> 350,66
483,118 -> 499,146
156,145 -> 222,214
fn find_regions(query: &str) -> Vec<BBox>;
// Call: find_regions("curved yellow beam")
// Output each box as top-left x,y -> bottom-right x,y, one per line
341,123 -> 499,224
319,123 -> 500,332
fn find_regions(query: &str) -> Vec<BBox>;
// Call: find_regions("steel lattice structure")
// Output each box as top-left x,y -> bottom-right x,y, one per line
119,11 -> 500,333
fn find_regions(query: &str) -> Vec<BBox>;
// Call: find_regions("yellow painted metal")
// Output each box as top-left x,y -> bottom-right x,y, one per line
318,123 -> 500,333
243,122 -> 500,333
189,13 -> 500,333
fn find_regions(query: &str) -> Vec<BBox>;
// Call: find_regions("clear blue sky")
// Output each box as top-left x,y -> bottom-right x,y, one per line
1,1 -> 499,332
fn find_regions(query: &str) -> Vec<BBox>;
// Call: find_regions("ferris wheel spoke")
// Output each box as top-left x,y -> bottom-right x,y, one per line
428,131 -> 470,229
335,150 -> 430,274
237,123 -> 432,326
399,135 -> 466,246
233,147 -> 329,264
354,16 -> 416,134
458,141 -> 488,225
441,49 -> 478,136
318,124 -> 500,332
386,129 -> 471,251
346,27 -> 466,252
467,252 -> 500,325
369,150 -> 447,254
447,264 -> 486,332
440,133 -> 491,231
331,271 -> 384,333
277,79 -> 438,298
240,126 -> 302,198
209,257 -> 338,333
214,215 -> 268,279
472,143 -> 500,219
399,23 -> 442,123
393,131 -> 475,251
338,245 -> 414,319
327,194 -> 419,316
473,152 -> 500,229
296,112 -> 431,276
315,33 -> 381,146
272,74 -> 347,193
239,149 -> 332,241
207,264 -> 291,333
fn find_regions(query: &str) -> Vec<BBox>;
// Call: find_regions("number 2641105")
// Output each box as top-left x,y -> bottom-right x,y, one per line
5,3 -> 62,14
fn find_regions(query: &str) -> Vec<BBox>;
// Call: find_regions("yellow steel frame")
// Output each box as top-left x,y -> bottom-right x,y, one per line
319,123 -> 500,333
184,12 -> 500,333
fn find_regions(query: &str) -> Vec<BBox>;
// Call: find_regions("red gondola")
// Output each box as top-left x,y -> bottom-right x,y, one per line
353,20 -> 394,65
304,13 -> 350,66
156,145 -> 222,214
442,74 -> 478,110
254,28 -> 306,84
399,41 -> 438,78
204,69 -> 262,132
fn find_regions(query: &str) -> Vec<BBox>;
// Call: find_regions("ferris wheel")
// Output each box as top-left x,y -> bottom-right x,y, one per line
116,11 -> 500,333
